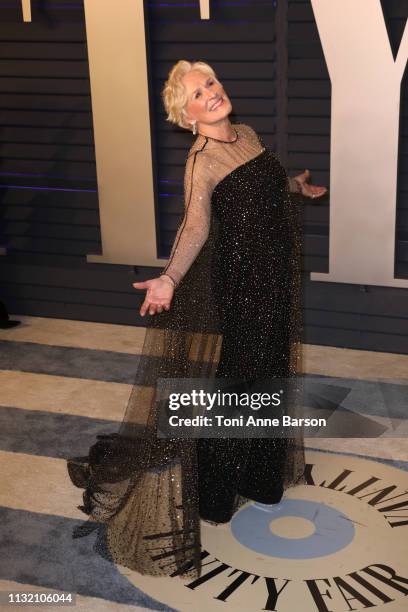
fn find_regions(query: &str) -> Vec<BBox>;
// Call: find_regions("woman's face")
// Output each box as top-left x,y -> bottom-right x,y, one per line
182,69 -> 232,128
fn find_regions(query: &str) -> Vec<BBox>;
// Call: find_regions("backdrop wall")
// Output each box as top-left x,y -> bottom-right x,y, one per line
0,0 -> 407,353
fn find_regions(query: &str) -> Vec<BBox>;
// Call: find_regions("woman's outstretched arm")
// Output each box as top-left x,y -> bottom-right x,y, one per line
160,150 -> 212,287
132,150 -> 212,316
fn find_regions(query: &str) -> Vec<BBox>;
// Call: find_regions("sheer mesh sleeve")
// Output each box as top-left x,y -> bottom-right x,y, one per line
161,148 -> 213,287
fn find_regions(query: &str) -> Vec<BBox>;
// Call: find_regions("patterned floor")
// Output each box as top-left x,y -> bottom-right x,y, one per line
0,315 -> 407,611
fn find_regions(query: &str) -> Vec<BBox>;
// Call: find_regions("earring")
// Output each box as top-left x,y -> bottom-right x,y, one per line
192,121 -> 197,135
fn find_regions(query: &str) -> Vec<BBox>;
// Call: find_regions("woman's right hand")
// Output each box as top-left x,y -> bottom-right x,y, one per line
132,276 -> 175,317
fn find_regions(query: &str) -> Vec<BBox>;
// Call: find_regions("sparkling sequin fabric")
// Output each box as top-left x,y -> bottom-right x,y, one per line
66,123 -> 305,579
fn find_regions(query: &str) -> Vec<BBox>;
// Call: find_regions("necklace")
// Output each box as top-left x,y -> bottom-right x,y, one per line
200,127 -> 239,144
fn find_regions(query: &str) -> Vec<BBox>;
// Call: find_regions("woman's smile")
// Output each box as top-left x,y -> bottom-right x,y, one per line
210,97 -> 224,111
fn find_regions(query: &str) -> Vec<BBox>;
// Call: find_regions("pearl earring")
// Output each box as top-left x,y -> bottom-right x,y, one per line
192,122 -> 197,135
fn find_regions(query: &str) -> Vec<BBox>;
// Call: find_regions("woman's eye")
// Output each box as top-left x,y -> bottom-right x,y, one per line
195,91 -> 201,99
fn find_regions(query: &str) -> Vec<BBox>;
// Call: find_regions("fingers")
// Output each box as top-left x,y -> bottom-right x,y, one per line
140,300 -> 171,317
133,278 -> 172,317
314,186 -> 327,197
140,298 -> 150,317
308,185 -> 328,199
140,300 -> 154,317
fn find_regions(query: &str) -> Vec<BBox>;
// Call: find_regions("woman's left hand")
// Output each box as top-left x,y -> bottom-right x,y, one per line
295,169 -> 328,199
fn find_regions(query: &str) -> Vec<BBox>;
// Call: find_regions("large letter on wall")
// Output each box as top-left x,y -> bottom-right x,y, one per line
200,0 -> 210,19
84,0 -> 162,266
311,0 -> 408,288
21,0 -> 31,21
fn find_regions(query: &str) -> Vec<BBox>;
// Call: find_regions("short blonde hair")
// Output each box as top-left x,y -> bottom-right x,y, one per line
162,60 -> 217,130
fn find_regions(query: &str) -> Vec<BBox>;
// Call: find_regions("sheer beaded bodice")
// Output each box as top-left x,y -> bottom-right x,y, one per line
161,123 -> 267,286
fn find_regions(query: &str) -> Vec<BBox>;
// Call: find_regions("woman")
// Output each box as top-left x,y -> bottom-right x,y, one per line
67,60 -> 327,579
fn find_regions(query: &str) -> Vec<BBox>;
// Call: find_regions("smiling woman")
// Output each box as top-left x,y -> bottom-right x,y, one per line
161,60 -> 234,136
180,69 -> 234,136
67,59 -> 327,580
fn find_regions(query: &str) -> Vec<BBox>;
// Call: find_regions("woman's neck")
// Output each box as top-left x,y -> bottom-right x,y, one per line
198,119 -> 236,143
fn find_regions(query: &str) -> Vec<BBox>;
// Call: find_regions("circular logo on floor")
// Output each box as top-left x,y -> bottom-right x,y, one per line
117,451 -> 408,611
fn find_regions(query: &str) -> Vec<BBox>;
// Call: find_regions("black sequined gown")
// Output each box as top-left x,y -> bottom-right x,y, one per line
198,146 -> 296,523
67,123 -> 305,578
